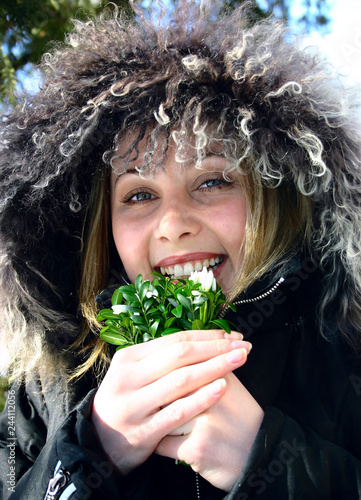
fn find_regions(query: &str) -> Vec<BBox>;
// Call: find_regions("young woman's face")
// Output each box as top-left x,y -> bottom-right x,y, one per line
110,132 -> 247,293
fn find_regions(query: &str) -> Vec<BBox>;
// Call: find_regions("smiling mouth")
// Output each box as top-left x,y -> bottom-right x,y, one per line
157,256 -> 225,279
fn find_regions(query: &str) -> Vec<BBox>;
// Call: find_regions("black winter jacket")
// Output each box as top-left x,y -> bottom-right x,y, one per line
1,259 -> 361,500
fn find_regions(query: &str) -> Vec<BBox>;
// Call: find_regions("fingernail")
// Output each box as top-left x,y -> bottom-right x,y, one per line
224,331 -> 243,340
209,378 -> 226,395
231,341 -> 245,349
246,342 -> 252,353
226,348 -> 247,363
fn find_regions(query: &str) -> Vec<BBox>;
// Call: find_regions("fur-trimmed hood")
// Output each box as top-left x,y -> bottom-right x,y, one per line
1,1 -> 361,377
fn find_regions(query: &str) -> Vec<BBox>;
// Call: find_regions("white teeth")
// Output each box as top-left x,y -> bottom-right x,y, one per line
194,261 -> 203,271
183,262 -> 194,275
173,264 -> 183,277
159,256 -> 223,277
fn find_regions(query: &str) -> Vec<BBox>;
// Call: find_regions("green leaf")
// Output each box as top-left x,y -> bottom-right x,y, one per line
179,318 -> 192,330
164,316 -> 176,329
124,305 -> 142,313
150,277 -> 160,287
139,281 -> 150,301
107,325 -> 125,336
111,288 -> 123,306
99,325 -> 110,335
121,317 -> 131,328
192,295 -> 207,307
135,274 -> 143,292
171,304 -> 183,318
192,319 -> 205,330
143,332 -> 152,342
176,294 -> 192,310
150,271 -> 165,280
96,309 -> 116,321
131,314 -> 146,325
117,284 -> 136,293
150,319 -> 160,337
115,345 -> 125,351
135,324 -> 150,333
147,307 -> 159,315
167,297 -> 179,308
144,298 -> 154,311
129,300 -> 141,308
100,331 -> 129,345
122,291 -> 138,301
162,327 -> 181,336
209,318 -> 232,334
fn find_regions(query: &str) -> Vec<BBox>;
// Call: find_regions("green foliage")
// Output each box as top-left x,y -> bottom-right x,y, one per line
0,377 -> 9,413
0,0 -> 134,105
97,272 -> 236,349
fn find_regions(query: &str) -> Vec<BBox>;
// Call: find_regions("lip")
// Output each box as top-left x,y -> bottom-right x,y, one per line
154,252 -> 224,268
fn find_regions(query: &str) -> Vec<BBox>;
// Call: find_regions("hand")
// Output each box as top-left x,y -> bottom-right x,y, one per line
155,372 -> 264,492
91,329 -> 251,476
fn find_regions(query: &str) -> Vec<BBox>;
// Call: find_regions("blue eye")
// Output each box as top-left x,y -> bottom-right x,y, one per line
199,177 -> 231,191
131,192 -> 153,201
202,178 -> 223,188
122,190 -> 155,204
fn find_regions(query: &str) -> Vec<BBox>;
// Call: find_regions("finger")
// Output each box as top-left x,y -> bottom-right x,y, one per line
168,420 -> 194,436
143,378 -> 227,442
155,434 -> 188,462
113,329 -> 244,364
139,347 -> 248,412
133,338 -> 251,387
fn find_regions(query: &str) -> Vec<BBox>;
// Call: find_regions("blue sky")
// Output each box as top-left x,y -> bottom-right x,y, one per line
290,0 -> 361,87
19,0 -> 361,94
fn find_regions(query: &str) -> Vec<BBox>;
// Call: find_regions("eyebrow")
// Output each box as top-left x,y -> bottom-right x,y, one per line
113,152 -> 228,187
113,168 -> 141,187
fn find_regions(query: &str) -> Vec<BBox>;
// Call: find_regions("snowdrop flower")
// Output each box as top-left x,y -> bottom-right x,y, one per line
146,287 -> 159,298
111,304 -> 129,314
190,267 -> 217,292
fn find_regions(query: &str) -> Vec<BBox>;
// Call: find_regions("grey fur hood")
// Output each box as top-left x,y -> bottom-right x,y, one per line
0,1 -> 361,378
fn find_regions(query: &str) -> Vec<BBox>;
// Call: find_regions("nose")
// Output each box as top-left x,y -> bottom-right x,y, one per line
153,200 -> 201,243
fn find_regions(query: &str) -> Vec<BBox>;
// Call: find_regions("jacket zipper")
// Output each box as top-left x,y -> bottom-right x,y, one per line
219,276 -> 285,318
194,276 -> 284,500
196,472 -> 201,500
44,468 -> 69,500
44,461 -> 76,500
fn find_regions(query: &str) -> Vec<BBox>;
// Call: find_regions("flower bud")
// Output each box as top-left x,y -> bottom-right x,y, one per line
190,267 -> 217,292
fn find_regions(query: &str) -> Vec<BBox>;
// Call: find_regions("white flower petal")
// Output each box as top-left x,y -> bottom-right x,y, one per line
111,304 -> 128,314
189,267 -> 216,292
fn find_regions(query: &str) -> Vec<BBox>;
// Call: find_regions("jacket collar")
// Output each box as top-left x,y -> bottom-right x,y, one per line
221,254 -> 323,339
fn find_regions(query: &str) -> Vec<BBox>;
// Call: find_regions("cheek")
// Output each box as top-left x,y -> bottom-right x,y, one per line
214,199 -> 247,248
112,219 -> 147,269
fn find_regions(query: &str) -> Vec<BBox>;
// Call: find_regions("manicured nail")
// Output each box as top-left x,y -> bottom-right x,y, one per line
226,348 -> 247,363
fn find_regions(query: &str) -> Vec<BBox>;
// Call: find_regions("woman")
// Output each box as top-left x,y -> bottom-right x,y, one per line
0,2 -> 361,498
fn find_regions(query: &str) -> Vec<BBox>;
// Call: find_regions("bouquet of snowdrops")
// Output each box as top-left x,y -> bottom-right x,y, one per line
97,267 -> 236,349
